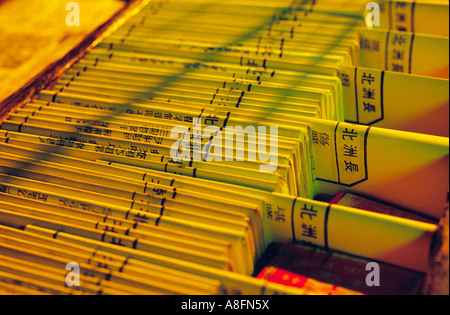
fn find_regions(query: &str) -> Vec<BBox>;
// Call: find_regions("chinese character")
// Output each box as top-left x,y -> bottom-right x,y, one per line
312,131 -> 319,145
312,131 -> 330,146
266,204 -> 273,220
318,133 -> 330,146
115,146 -> 125,156
56,137 -> 65,147
136,148 -> 148,160
361,73 -> 375,85
274,207 -> 286,223
343,145 -> 358,158
0,184 -> 10,194
301,224 -> 317,239
38,193 -> 49,202
360,38 -> 371,50
371,40 -> 380,52
344,160 -> 359,172
105,143 -> 115,154
342,128 -> 358,141
26,191 -> 38,200
139,127 -> 149,134
204,115 -> 219,126
300,204 -> 317,220
341,73 -> 351,87
363,102 -> 376,113
392,34 -> 406,46
392,49 -> 404,60
125,146 -> 138,158
396,13 -> 406,23
362,88 -> 376,100
395,2 -> 408,9
392,63 -> 404,72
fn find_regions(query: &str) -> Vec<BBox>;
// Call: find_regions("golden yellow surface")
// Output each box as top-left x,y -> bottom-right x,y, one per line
0,0 -> 125,103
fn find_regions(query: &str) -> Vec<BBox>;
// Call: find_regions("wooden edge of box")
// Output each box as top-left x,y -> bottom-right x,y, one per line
423,201 -> 449,295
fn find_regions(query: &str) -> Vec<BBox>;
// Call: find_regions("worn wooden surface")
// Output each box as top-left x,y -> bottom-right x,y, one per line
425,204 -> 449,295
0,0 -> 125,103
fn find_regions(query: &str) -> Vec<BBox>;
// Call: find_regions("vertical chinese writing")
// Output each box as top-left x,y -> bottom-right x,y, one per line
387,31 -> 413,75
312,131 -> 330,146
361,72 -> 377,114
342,128 -> 360,175
333,123 -> 369,186
390,1 -> 415,33
299,204 -> 318,243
